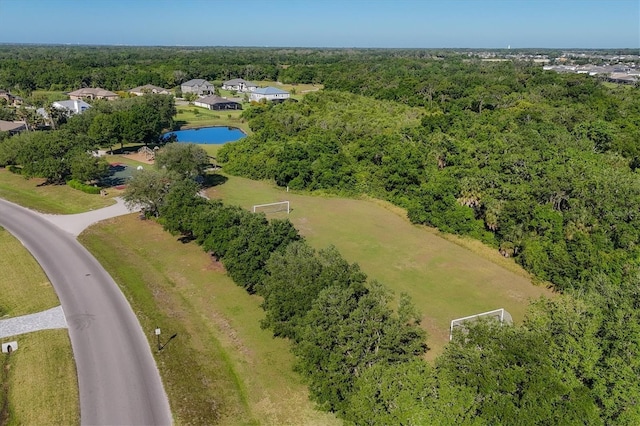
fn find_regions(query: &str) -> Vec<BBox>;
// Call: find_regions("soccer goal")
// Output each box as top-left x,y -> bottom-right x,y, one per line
252,201 -> 290,214
449,308 -> 512,341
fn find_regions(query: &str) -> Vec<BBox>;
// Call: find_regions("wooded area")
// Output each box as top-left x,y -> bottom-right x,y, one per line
1,45 -> 639,424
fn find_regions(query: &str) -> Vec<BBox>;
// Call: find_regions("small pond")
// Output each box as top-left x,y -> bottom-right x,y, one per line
165,126 -> 246,144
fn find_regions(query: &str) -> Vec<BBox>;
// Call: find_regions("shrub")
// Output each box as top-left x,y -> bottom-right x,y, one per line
7,165 -> 22,175
67,179 -> 101,194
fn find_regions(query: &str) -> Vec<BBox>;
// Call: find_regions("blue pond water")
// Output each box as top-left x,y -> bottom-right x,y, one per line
165,126 -> 246,144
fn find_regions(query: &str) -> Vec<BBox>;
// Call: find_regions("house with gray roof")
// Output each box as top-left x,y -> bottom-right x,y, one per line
181,79 -> 214,96
193,95 -> 242,111
222,78 -> 258,93
249,86 -> 290,103
37,100 -> 92,120
54,100 -> 92,115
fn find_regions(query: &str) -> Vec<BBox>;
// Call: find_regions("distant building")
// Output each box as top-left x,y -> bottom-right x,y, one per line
129,84 -> 171,96
222,78 -> 258,92
181,79 -> 214,96
68,87 -> 118,101
249,86 -> 290,103
608,73 -> 638,85
0,120 -> 27,134
193,95 -> 242,111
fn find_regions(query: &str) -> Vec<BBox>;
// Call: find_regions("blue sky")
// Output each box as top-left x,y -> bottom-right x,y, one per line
0,0 -> 638,48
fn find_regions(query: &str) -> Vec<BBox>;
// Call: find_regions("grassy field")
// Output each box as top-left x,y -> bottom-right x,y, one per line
206,174 -> 554,358
79,216 -> 340,426
0,228 -> 79,425
0,169 -> 116,214
175,105 -> 251,133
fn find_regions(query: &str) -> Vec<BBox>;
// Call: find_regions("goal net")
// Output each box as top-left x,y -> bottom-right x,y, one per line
252,201 -> 290,215
449,308 -> 512,341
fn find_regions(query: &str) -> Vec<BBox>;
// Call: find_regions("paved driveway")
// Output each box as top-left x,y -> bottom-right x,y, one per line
0,198 -> 172,425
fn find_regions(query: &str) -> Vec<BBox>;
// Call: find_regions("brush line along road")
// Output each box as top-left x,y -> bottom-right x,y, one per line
0,198 -> 172,425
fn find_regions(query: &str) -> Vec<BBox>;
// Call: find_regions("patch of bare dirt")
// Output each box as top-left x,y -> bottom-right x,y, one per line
204,255 -> 226,272
122,152 -> 155,164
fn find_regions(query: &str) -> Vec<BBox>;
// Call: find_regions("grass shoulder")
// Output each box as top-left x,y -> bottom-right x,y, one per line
0,228 -> 79,425
78,215 -> 339,426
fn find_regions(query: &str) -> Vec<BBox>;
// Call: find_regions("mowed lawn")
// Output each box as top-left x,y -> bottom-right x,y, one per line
206,174 -> 554,358
0,228 -> 79,425
79,216 -> 340,426
0,168 -> 116,214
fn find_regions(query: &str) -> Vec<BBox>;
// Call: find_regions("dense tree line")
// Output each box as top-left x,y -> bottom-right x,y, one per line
0,45 -> 355,93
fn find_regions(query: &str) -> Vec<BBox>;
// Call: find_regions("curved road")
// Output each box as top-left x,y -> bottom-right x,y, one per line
0,199 -> 172,425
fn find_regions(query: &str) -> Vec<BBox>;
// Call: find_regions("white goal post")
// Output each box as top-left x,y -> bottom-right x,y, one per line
449,308 -> 512,341
252,201 -> 290,214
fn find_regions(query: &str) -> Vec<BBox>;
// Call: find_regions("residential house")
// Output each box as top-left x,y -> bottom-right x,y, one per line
53,100 -> 92,115
0,90 -> 22,106
249,86 -> 290,103
222,78 -> 258,93
68,88 -> 119,101
0,120 -> 27,134
193,95 -> 242,111
181,79 -> 214,96
129,84 -> 171,96
37,99 -> 92,119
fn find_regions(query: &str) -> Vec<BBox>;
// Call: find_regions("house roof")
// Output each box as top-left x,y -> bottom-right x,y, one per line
182,79 -> 212,87
0,120 -> 26,132
253,86 -> 289,95
195,95 -> 240,106
54,99 -> 92,112
129,84 -> 170,93
68,87 -> 118,98
223,78 -> 258,87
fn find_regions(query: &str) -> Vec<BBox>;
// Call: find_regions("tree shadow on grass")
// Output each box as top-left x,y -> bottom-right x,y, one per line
172,120 -> 186,131
202,173 -> 227,189
177,234 -> 195,244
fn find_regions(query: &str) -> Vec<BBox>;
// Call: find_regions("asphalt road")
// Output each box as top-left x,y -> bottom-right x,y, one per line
0,198 -> 172,425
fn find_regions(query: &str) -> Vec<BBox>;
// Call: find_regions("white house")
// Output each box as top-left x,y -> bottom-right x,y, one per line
181,79 -> 214,96
53,100 -> 92,115
249,87 -> 290,102
222,78 -> 258,92
37,99 -> 91,120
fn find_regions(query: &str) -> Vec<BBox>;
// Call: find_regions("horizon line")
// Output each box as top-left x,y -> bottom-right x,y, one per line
0,42 -> 638,51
